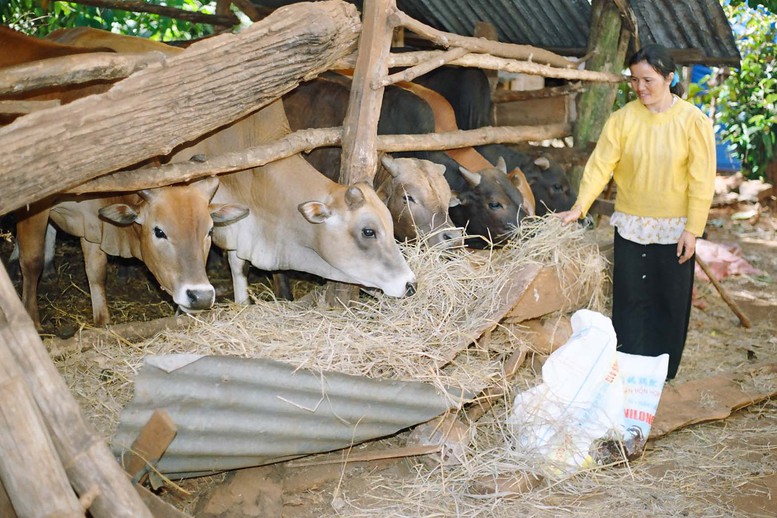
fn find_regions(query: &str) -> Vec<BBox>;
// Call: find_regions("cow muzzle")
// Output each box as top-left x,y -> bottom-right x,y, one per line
404,281 -> 417,297
175,284 -> 216,311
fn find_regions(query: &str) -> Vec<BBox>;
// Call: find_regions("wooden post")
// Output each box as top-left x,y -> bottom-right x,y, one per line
0,365 -> 82,517
339,0 -> 395,185
329,0 -> 396,306
570,0 -> 630,193
0,263 -> 154,517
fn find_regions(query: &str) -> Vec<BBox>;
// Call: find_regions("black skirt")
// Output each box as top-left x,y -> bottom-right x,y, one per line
612,229 -> 695,379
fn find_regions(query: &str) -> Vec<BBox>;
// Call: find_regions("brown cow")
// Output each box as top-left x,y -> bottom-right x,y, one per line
17,179 -> 247,328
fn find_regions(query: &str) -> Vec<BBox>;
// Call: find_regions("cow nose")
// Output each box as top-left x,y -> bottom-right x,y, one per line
186,288 -> 215,310
404,281 -> 417,297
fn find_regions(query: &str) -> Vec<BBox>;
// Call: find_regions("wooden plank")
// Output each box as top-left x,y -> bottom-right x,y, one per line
123,409 -> 178,484
0,1 -> 361,215
0,263 -> 154,517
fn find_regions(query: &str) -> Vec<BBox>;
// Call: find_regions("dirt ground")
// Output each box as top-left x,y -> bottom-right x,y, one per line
1,199 -> 776,517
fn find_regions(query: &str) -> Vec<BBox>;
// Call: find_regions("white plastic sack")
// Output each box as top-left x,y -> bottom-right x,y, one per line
507,309 -> 669,474
507,309 -> 624,473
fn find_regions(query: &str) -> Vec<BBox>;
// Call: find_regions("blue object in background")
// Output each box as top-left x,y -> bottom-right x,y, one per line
691,64 -> 742,172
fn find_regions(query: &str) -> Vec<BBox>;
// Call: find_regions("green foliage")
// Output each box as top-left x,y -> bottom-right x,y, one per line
0,0 -> 218,40
728,0 -> 777,14
706,3 -> 777,179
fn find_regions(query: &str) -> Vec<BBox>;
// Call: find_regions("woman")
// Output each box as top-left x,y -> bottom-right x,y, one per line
558,44 -> 716,379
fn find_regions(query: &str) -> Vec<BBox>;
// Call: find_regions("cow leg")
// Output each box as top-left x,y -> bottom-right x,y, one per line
16,209 -> 49,330
271,272 -> 294,301
80,239 -> 110,326
227,250 -> 251,304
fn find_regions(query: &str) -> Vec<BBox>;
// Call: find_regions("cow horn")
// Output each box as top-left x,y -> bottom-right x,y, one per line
496,156 -> 508,175
138,189 -> 157,201
458,166 -> 481,187
345,185 -> 365,209
380,155 -> 400,178
534,157 -> 551,170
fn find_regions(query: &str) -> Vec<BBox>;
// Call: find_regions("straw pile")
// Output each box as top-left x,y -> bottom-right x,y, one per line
53,216 -> 606,438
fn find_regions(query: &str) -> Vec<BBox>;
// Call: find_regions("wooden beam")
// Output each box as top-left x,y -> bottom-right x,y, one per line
0,99 -> 60,115
0,0 -> 361,216
68,123 -> 570,193
493,83 -> 584,103
60,0 -> 239,26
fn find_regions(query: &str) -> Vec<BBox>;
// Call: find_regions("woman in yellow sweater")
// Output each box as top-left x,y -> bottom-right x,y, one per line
558,44 -> 716,379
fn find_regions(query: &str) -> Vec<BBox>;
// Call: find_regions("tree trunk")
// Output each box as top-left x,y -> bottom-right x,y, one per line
570,0 -> 631,193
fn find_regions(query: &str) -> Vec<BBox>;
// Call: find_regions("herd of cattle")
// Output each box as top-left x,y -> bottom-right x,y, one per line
1,26 -> 575,329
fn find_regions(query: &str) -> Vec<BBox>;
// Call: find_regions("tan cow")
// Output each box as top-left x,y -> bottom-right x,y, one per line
173,101 -> 418,303
16,179 -> 248,328
49,28 -> 417,303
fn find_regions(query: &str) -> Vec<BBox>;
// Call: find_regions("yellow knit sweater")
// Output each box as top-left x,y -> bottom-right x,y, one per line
575,98 -> 716,237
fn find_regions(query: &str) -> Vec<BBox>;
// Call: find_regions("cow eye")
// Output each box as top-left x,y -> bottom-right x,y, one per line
362,228 -> 376,239
552,184 -> 564,193
153,227 -> 167,239
488,201 -> 503,210
403,194 -> 416,204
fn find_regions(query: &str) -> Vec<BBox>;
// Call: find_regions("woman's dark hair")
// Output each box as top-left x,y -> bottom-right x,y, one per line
627,44 -> 684,96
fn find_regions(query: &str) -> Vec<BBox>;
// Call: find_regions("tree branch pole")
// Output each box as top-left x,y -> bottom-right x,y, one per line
0,51 -> 167,96
59,0 -> 239,26
392,8 -> 575,68
335,50 -> 624,83
695,255 -> 752,328
68,123 -> 569,193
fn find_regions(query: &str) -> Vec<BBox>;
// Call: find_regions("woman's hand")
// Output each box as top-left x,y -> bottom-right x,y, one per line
677,231 -> 697,264
556,206 -> 583,224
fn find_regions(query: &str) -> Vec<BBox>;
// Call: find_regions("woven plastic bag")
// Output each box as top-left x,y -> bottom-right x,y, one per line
508,309 -> 624,474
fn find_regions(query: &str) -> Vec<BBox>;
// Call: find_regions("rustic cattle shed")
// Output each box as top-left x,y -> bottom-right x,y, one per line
0,1 -> 753,516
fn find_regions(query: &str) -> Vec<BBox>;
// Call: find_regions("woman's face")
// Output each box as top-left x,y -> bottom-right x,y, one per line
628,61 -> 673,111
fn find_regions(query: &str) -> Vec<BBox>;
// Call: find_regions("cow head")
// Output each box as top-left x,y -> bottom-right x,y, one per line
449,157 -> 528,248
524,156 -> 575,216
377,155 -> 464,249
99,177 -> 248,312
298,182 -> 417,297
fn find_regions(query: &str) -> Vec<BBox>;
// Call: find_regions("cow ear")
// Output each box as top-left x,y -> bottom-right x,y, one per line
533,157 -> 551,170
496,156 -> 508,174
99,204 -> 138,226
380,155 -> 400,177
298,201 -> 331,224
344,185 -> 365,209
458,166 -> 481,187
210,203 -> 249,226
194,176 -> 220,200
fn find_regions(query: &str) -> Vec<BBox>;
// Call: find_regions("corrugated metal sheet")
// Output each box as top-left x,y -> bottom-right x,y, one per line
113,355 -> 466,479
251,0 -> 739,65
630,0 -> 740,66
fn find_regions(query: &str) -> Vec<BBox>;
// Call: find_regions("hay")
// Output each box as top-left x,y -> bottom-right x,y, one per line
53,216 -> 606,438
